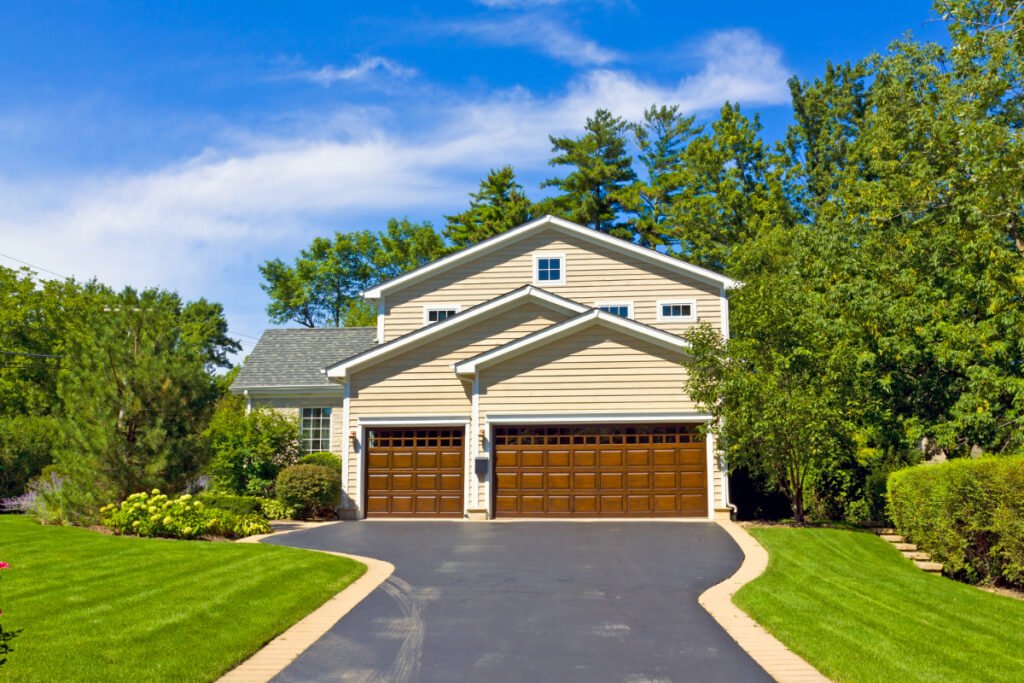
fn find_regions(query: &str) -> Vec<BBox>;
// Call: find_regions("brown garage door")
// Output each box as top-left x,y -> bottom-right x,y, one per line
365,428 -> 464,517
493,424 -> 706,517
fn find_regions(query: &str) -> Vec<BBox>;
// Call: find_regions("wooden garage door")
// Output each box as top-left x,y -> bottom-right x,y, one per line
493,424 -> 706,517
365,428 -> 464,517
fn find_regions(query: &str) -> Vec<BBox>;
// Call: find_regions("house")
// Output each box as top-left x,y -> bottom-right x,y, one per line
232,215 -> 738,519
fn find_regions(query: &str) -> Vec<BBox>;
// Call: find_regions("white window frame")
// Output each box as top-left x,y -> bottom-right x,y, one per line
299,407 -> 332,453
422,304 -> 462,326
533,251 -> 566,286
656,299 -> 697,322
595,300 -> 634,319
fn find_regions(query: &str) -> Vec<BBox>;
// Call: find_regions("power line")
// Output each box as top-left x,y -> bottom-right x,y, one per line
0,350 -> 62,359
0,251 -> 70,280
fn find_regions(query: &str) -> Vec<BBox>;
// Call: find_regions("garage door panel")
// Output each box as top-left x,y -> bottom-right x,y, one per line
365,428 -> 464,518
494,424 -> 706,518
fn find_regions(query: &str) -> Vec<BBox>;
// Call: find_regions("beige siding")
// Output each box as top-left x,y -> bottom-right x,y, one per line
382,226 -> 723,341
346,301 -> 572,512
479,324 -> 696,415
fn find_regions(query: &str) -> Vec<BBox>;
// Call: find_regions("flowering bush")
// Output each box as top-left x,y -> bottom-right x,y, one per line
101,490 -> 271,540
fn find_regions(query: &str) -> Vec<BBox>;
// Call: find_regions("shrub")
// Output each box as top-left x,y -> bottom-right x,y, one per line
276,465 -> 340,520
204,395 -> 299,497
298,451 -> 342,470
0,416 -> 61,499
888,456 -> 1024,587
259,498 -> 296,520
101,489 -> 271,540
197,492 -> 263,517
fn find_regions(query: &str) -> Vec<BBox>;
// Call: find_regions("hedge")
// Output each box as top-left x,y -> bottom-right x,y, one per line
196,492 -> 264,517
298,451 -> 342,470
887,456 -> 1024,587
276,465 -> 340,520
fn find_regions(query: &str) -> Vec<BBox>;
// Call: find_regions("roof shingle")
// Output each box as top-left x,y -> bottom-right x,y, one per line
231,327 -> 377,390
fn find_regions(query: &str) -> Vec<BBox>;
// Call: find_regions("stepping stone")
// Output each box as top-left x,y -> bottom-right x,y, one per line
902,550 -> 931,561
915,560 -> 943,573
894,542 -> 918,551
873,528 -> 897,535
880,534 -> 906,543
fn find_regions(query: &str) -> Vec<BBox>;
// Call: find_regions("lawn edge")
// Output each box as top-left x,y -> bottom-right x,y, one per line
699,520 -> 831,683
218,522 -> 395,683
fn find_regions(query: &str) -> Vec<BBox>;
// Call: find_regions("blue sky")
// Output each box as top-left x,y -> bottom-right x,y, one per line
0,0 -> 945,356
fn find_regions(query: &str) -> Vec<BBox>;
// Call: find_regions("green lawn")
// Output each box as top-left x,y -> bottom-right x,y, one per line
0,515 -> 365,682
735,526 -> 1024,683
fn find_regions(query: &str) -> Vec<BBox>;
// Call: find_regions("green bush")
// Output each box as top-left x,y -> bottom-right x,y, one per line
888,456 -> 1024,587
259,498 -> 296,520
204,395 -> 299,497
197,492 -> 263,517
101,489 -> 271,540
298,451 -> 342,470
0,416 -> 61,499
276,465 -> 340,520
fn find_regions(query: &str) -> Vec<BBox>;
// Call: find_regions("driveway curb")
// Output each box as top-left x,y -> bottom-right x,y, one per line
699,521 -> 830,683
218,522 -> 395,683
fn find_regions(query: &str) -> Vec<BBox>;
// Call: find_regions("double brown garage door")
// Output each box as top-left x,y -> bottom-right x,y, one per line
494,424 -> 707,517
364,424 -> 707,518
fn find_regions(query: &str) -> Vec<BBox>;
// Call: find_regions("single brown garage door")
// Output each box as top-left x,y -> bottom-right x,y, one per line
493,424 -> 706,517
365,428 -> 464,517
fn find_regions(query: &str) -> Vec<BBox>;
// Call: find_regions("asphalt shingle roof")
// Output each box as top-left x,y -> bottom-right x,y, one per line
231,327 -> 377,390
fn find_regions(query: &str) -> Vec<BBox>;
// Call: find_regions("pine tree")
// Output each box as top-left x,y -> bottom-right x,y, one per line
444,166 -> 533,248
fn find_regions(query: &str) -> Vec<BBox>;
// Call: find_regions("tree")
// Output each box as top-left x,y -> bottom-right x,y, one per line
53,287 -> 236,515
445,166 -> 533,247
619,105 -> 702,248
260,219 -> 445,328
541,109 -> 636,237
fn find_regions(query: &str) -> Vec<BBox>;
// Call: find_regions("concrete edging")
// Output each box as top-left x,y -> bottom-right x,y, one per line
219,521 -> 395,683
699,521 -> 831,683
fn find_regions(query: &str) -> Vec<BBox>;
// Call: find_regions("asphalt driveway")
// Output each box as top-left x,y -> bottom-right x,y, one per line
265,521 -> 772,683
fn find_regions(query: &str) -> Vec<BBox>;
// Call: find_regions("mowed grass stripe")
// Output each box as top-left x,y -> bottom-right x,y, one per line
734,527 -> 1024,683
0,515 -> 365,682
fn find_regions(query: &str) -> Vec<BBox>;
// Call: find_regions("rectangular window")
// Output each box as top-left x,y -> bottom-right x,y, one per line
300,407 -> 332,453
657,300 -> 697,322
423,305 -> 461,325
533,252 -> 566,286
597,301 -> 633,318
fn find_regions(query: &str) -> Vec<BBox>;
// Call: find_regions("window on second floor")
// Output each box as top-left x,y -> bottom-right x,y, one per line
533,252 -> 566,286
423,305 -> 460,325
657,300 -> 697,322
300,407 -> 331,453
597,301 -> 633,318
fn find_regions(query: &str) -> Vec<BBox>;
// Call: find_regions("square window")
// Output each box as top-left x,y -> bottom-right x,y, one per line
300,407 -> 332,454
533,253 -> 566,285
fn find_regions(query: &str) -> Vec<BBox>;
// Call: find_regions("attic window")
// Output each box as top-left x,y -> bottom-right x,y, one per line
424,305 -> 460,325
657,300 -> 696,322
534,252 -> 566,286
597,302 -> 633,318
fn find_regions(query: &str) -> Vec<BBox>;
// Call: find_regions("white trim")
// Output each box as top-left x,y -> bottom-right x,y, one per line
326,286 -> 587,380
595,300 -> 634,319
422,303 -> 462,326
455,309 -> 689,378
362,215 -> 738,298
243,390 -> 252,415
376,296 -> 385,344
485,420 -> 494,519
341,381 -> 352,509
357,416 -> 470,427
705,431 -> 716,519
470,375 -> 480,510
533,251 -> 566,287
484,412 -> 714,424
721,288 -> 731,340
656,299 -> 697,323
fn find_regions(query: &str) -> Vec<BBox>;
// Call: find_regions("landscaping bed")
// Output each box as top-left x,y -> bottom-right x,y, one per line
735,526 -> 1024,683
0,515 -> 364,682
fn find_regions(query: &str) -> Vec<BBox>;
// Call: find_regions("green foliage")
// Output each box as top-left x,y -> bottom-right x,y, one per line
445,166 -> 533,248
53,286 -> 233,516
0,416 -> 61,498
259,498 -> 296,520
101,489 -> 271,539
204,395 -> 299,497
259,217 -> 445,328
888,456 -> 1024,587
298,451 -> 342,470
541,109 -> 636,237
196,491 -> 264,516
275,464 -> 341,519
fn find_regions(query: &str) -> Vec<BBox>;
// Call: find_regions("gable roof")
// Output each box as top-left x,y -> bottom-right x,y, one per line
453,308 -> 690,379
362,215 -> 738,299
231,327 -> 377,392
325,285 -> 588,381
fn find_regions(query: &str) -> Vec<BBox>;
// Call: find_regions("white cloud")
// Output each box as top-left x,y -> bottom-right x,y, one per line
475,0 -> 568,7
0,28 -> 790,339
285,56 -> 417,86
443,16 -> 620,66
